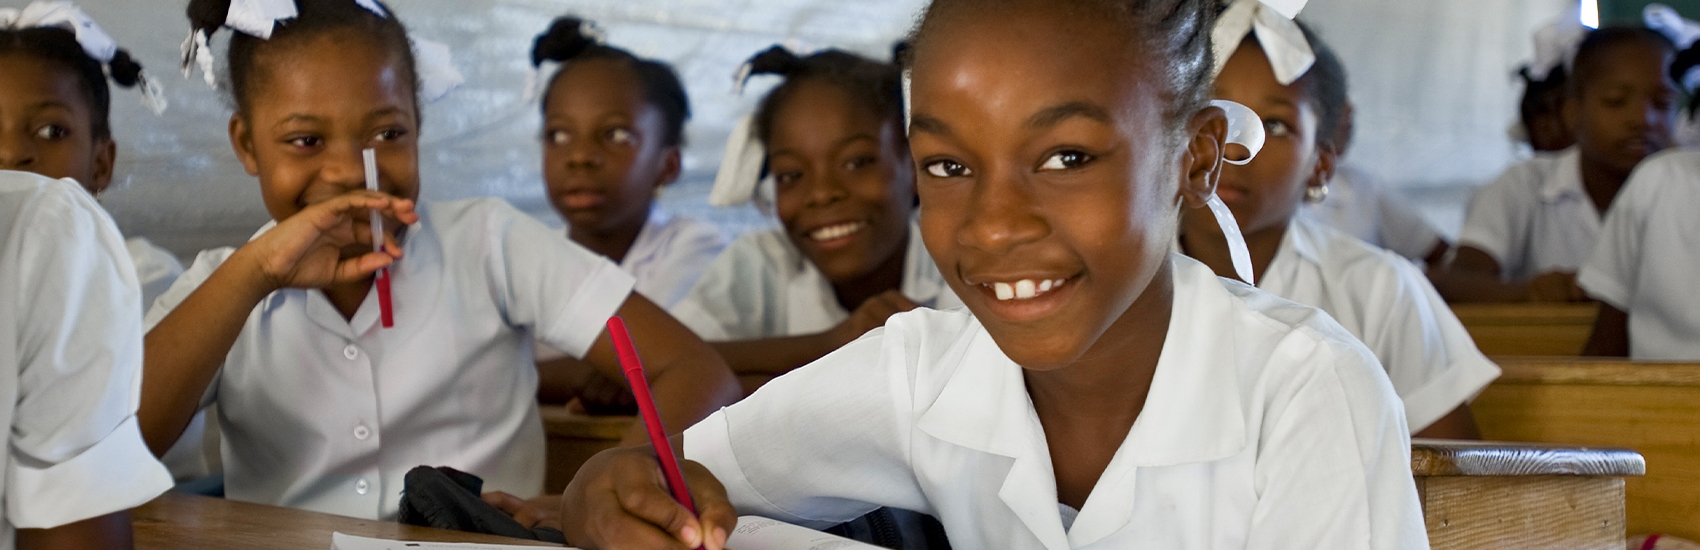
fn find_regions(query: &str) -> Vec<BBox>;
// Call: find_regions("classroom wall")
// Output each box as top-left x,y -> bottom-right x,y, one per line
76,0 -> 1572,257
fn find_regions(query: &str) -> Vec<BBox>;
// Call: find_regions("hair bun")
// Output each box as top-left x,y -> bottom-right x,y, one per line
185,0 -> 235,35
532,16 -> 599,67
107,49 -> 144,88
746,45 -> 804,78
890,40 -> 911,65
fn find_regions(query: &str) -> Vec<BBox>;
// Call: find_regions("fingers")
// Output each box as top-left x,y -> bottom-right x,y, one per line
481,492 -> 541,529
611,457 -> 705,548
684,461 -> 737,550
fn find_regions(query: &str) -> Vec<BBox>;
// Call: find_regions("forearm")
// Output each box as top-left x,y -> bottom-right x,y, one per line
621,357 -> 740,446
139,251 -> 275,455
1582,305 -> 1631,357
710,331 -> 847,377
16,511 -> 133,550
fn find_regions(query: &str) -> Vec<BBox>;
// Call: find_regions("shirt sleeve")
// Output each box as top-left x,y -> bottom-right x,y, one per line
684,327 -> 928,527
1352,256 -> 1501,432
634,222 -> 727,309
1457,165 -> 1534,278
668,235 -> 785,342
1577,159 -> 1661,310
126,237 -> 185,313
1247,332 -> 1428,550
483,202 -> 635,359
7,184 -> 172,529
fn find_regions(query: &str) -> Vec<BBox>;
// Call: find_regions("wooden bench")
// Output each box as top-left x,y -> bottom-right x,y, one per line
134,492 -> 558,548
541,406 -> 634,493
1412,439 -> 1643,549
1451,303 -> 1599,356
1473,358 -> 1700,542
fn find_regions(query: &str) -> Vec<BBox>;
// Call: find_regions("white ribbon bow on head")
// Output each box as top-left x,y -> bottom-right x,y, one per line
1529,4 -> 1588,82
1645,4 -> 1700,92
1212,0 -> 1313,86
2,1 -> 168,114
709,114 -> 768,208
1206,99 -> 1265,285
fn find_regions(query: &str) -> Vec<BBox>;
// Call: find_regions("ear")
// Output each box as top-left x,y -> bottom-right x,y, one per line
1309,141 -> 1339,190
655,146 -> 682,188
228,114 -> 261,177
89,137 -> 116,195
1178,106 -> 1228,209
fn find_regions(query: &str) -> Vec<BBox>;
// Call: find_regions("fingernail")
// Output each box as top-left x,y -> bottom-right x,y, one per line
681,525 -> 701,546
713,527 -> 728,547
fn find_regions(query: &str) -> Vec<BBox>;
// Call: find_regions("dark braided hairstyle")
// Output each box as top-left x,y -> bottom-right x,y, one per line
1569,26 -> 1677,99
531,16 -> 691,147
186,0 -> 418,116
743,45 -> 906,148
908,0 -> 1217,143
0,26 -> 145,140
1517,65 -> 1570,140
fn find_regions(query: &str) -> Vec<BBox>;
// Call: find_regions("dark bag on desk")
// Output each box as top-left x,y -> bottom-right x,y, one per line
397,466 -> 567,544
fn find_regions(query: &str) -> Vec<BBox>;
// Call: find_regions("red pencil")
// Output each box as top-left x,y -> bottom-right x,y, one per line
606,317 -> 697,518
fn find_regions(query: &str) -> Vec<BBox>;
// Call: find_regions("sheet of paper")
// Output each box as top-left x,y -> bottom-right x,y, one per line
330,532 -> 579,550
726,516 -> 881,550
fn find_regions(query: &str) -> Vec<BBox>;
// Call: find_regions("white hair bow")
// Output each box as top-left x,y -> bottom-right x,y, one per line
1645,4 -> 1700,92
710,41 -> 816,209
1205,99 -> 1265,285
1212,0 -> 1313,86
2,1 -> 167,114
1528,4 -> 1588,82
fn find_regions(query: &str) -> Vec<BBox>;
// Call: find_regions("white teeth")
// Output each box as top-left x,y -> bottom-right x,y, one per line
988,278 -> 1068,301
809,222 -> 866,242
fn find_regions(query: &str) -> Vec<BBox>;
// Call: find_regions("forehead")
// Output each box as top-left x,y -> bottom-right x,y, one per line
247,32 -> 416,116
769,80 -> 888,144
0,54 -> 92,112
1579,38 -> 1676,89
1214,41 -> 1308,109
549,58 -> 649,113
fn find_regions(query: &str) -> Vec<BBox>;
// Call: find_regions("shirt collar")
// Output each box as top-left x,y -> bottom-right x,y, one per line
1539,147 -> 1586,203
1277,217 -> 1324,265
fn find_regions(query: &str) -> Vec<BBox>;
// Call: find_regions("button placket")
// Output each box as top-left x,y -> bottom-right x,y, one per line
354,424 -> 371,440
343,344 -> 359,360
355,478 -> 370,495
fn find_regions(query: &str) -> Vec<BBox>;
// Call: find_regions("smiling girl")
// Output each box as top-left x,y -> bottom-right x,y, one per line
558,0 -> 1425,548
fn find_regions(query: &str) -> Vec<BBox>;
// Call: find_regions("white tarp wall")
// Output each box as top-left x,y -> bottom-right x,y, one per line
71,0 -> 1571,257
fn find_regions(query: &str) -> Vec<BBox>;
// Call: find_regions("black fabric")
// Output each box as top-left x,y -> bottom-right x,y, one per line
825,507 -> 953,550
396,466 -> 566,543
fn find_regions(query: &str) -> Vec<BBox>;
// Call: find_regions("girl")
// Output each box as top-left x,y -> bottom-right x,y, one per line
670,46 -> 962,390
1300,104 -> 1448,266
1438,26 -> 1679,303
1181,18 -> 1498,439
0,0 -> 207,484
526,17 -> 726,409
561,0 -> 1425,548
139,0 -> 740,521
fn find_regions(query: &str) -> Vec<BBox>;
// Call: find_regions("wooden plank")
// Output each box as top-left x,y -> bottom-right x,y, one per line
1420,476 -> 1625,550
133,493 -> 559,549
1474,373 -> 1700,541
541,408 -> 634,493
1494,359 -> 1700,387
539,406 -> 633,440
1451,303 -> 1598,356
1411,439 -> 1644,477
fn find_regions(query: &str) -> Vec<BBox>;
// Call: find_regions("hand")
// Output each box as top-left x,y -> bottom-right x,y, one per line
483,491 -> 562,531
1526,271 -> 1586,302
236,191 -> 417,291
562,447 -> 738,550
829,290 -> 919,345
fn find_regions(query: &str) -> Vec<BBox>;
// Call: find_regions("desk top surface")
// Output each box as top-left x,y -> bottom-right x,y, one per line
1411,439 -> 1646,477
134,492 -> 560,549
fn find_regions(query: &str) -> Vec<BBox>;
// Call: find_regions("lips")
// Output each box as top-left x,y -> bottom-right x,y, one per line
987,278 -> 1068,300
961,269 -> 1082,323
558,190 -> 605,210
808,221 -> 867,242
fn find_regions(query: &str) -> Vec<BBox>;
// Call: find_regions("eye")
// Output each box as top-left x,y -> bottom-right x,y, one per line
606,128 -> 635,145
1037,150 -> 1094,171
773,171 -> 803,187
287,136 -> 324,149
844,155 -> 877,171
375,127 -> 409,142
1264,120 -> 1293,138
923,159 -> 972,178
33,124 -> 71,141
546,130 -> 570,146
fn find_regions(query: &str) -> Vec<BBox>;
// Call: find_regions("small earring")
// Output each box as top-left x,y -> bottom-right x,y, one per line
1305,184 -> 1329,204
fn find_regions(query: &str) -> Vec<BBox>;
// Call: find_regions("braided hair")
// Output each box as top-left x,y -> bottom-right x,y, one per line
0,26 -> 145,140
186,0 -> 417,115
531,17 -> 691,147
743,45 -> 905,148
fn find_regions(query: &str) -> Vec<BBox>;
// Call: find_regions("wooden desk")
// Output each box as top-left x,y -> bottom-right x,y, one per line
134,492 -> 559,548
1473,358 -> 1700,542
1412,439 -> 1643,550
1450,303 -> 1598,356
1450,302 -> 1599,356
541,407 -> 635,493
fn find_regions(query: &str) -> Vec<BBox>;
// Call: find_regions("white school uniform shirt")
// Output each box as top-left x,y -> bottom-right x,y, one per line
685,254 -> 1428,549
145,198 -> 635,520
1458,147 -> 1600,279
126,236 -> 183,311
1261,217 -> 1501,432
1578,150 -> 1700,360
1301,164 -> 1444,261
534,209 -> 724,362
670,221 -> 963,340
0,172 -> 171,544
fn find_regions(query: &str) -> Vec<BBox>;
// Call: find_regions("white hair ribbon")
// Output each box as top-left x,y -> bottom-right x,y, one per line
1646,4 -> 1700,91
1529,4 -> 1587,81
1205,99 -> 1263,284
2,2 -> 168,114
1211,0 -> 1313,86
901,68 -> 912,135
709,114 -> 769,208
410,36 -> 463,103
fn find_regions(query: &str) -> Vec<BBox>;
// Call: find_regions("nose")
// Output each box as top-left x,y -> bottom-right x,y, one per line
801,170 -> 849,208
0,133 -> 36,171
565,136 -> 603,170
321,145 -> 368,190
957,165 -> 1048,254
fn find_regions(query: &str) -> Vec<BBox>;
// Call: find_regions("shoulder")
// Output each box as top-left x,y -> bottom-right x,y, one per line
821,307 -> 986,393
1292,219 -> 1425,296
1620,149 -> 1700,204
416,197 -> 537,232
0,173 -> 108,238
1477,154 -> 1559,199
1198,261 -> 1389,396
713,228 -> 794,269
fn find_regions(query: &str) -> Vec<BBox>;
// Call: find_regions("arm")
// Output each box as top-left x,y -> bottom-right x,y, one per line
16,512 -> 132,550
578,294 -> 741,446
138,192 -> 415,454
1582,304 -> 1630,357
711,290 -> 918,378
1427,246 -> 1528,303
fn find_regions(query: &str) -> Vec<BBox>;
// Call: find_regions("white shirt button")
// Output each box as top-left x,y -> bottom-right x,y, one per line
354,425 -> 371,440
343,345 -> 359,360
355,478 -> 370,495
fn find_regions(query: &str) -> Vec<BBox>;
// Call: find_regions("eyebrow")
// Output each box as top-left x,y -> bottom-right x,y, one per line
909,114 -> 950,136
769,133 -> 880,159
25,100 -> 74,113
1026,101 -> 1113,128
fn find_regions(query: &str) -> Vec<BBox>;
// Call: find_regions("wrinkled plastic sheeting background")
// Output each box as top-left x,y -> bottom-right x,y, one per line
74,0 -> 1567,258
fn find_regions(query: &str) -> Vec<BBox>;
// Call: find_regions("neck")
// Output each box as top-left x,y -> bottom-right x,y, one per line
1178,213 -> 1287,285
1577,153 -> 1630,216
570,208 -> 652,264
831,228 -> 911,312
1024,261 -> 1174,425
